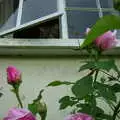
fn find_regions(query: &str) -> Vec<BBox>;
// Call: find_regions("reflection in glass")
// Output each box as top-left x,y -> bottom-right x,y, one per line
0,0 -> 19,32
67,11 -> 99,38
100,0 -> 113,8
21,0 -> 57,24
66,0 -> 97,8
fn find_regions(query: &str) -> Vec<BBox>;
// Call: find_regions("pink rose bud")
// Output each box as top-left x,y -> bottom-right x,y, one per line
65,113 -> 94,120
85,28 -> 118,50
6,66 -> 21,84
3,108 -> 36,120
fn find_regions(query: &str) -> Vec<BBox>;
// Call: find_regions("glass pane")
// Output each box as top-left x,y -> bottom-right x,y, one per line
0,0 -> 19,32
21,0 -> 57,24
103,11 -> 120,39
66,0 -> 97,8
67,11 -> 99,38
100,0 -> 113,8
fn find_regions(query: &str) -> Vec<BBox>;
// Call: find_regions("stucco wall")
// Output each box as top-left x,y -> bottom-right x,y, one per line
0,56 -> 120,120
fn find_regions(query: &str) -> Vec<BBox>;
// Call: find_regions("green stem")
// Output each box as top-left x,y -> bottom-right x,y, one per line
13,85 -> 23,108
112,100 -> 120,120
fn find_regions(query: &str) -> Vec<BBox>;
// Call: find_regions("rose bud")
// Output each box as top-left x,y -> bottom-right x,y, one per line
6,66 -> 21,85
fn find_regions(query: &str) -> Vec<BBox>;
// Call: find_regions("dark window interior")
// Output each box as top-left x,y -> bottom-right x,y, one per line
13,18 -> 59,38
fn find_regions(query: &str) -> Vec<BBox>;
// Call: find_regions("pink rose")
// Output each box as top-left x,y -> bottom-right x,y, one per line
85,28 -> 118,50
3,108 -> 36,120
6,66 -> 21,84
65,113 -> 94,120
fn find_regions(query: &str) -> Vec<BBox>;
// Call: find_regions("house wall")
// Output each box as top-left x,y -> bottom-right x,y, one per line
0,56 -> 120,120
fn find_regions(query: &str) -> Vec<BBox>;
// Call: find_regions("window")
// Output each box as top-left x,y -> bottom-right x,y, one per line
0,0 -> 62,37
65,0 -> 120,39
0,0 -> 19,32
0,0 -> 119,39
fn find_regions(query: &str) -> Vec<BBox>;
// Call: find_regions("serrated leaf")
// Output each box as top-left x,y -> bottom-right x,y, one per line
81,15 -> 120,47
77,104 -> 104,115
79,62 -> 95,72
59,96 -> 76,110
95,59 -> 117,72
95,82 -> 116,102
111,83 -> 120,93
77,104 -> 111,120
72,76 -> 93,99
79,59 -> 119,72
47,81 -> 74,87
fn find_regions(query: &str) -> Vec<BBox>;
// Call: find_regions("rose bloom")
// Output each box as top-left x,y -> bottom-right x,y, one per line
6,66 -> 21,84
65,113 -> 94,120
86,28 -> 118,50
3,108 -> 36,120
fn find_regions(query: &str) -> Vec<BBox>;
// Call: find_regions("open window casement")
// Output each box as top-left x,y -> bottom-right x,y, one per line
0,0 -> 120,56
0,0 -> 63,37
0,0 -> 119,40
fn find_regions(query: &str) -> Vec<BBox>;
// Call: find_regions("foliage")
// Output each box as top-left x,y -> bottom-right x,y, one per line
47,2 -> 120,119
81,15 -> 120,48
4,66 -> 47,120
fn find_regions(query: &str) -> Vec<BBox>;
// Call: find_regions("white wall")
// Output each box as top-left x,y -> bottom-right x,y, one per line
0,57 -> 86,120
0,56 -> 119,120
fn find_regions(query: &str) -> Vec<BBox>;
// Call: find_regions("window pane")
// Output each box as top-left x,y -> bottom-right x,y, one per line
100,0 -> 113,8
66,11 -> 99,38
66,0 -> 97,8
21,0 -> 57,24
0,0 -> 19,32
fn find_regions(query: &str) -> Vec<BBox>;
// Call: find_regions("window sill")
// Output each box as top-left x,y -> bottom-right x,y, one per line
0,38 -> 120,56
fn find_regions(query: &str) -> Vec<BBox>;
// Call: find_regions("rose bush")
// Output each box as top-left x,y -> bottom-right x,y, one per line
86,28 -> 118,50
4,66 -> 47,120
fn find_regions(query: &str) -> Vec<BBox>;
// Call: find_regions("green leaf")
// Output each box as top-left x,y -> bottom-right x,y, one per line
95,59 -> 118,72
47,81 -> 74,87
59,96 -> 77,110
72,76 -> 93,99
113,0 -> 120,11
111,83 -> 120,93
28,89 -> 47,119
81,15 -> 120,47
28,103 -> 38,115
95,82 -> 116,102
79,59 -> 119,72
79,62 -> 95,72
77,104 -> 111,120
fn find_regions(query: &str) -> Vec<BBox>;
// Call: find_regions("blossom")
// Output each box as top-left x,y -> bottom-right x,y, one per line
6,66 -> 21,84
85,28 -> 117,50
65,113 -> 94,120
3,108 -> 36,120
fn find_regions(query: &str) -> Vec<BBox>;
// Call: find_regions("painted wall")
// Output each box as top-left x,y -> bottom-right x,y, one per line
0,56 -> 119,120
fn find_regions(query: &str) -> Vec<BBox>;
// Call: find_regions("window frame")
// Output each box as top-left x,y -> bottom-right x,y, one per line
0,0 -> 68,38
0,0 -> 119,56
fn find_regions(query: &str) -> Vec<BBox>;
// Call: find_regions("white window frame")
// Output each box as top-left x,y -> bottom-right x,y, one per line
0,0 -> 119,56
0,0 -> 68,38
